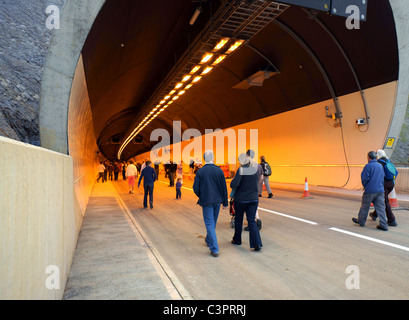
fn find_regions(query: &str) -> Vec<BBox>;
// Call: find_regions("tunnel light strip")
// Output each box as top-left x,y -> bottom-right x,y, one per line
117,37 -> 246,159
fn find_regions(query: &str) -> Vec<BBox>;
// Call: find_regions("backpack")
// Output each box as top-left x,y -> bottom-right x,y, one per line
380,159 -> 398,181
262,162 -> 272,176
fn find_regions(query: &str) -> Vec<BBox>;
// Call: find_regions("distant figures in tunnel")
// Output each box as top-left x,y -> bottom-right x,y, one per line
193,150 -> 229,257
96,161 -> 105,183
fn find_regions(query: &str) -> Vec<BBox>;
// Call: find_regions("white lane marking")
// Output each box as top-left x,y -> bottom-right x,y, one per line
157,179 -> 409,253
329,227 -> 409,252
258,207 -> 318,225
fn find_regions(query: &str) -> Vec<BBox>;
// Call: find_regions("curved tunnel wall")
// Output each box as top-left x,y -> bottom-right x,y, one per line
39,0 -> 409,199
133,81 -> 397,189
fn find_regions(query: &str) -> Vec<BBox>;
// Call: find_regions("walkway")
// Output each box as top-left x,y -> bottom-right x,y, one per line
63,175 -> 409,300
63,180 -> 190,300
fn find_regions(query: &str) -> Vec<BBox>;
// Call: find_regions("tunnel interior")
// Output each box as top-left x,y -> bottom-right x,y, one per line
79,0 -> 398,163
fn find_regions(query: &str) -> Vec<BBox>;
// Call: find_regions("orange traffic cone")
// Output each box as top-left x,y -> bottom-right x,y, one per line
389,187 -> 399,208
300,177 -> 313,199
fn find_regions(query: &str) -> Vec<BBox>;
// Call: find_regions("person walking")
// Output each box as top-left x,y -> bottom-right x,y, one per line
193,150 -> 228,257
126,160 -> 138,194
245,149 -> 263,230
176,178 -> 182,199
369,149 -> 398,226
259,156 -> 273,198
97,161 -> 105,183
176,162 -> 183,181
122,161 -> 127,181
169,161 -> 176,187
113,162 -> 120,181
352,151 -> 388,231
138,160 -> 157,209
230,153 -> 263,251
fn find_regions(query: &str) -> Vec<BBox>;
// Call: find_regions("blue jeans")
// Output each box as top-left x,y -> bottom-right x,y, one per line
143,183 -> 154,207
202,204 -> 221,253
233,201 -> 262,248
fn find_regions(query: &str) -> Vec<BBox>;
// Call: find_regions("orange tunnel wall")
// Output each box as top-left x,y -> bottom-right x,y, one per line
134,81 -> 397,190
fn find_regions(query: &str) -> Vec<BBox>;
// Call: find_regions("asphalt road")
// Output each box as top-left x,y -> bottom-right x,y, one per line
113,177 -> 409,300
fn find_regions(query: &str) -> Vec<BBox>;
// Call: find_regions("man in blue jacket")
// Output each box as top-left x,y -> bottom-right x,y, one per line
193,150 -> 228,257
352,151 -> 388,230
138,160 -> 157,209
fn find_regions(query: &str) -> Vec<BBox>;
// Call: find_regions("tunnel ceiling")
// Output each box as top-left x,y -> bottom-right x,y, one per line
81,0 -> 398,161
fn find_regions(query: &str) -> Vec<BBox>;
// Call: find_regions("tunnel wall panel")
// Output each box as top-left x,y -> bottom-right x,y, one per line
134,81 -> 397,190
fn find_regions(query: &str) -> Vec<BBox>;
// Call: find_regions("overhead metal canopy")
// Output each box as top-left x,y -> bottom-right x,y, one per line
277,0 -> 368,21
81,0 -> 396,161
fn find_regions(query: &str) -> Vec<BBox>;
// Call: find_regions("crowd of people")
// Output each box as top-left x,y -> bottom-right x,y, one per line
96,147 -> 399,258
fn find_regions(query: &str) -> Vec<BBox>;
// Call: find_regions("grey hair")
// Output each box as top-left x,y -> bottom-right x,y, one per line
203,150 -> 214,163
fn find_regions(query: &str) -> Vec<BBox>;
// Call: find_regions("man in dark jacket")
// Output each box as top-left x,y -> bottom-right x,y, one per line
138,161 -> 157,209
193,150 -> 228,257
352,151 -> 388,230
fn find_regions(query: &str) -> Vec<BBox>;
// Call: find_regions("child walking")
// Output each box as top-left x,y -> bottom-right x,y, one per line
176,178 -> 182,199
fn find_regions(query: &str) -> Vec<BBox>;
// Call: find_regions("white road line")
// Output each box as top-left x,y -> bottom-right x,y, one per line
157,179 -> 409,253
329,227 -> 409,252
258,207 -> 318,225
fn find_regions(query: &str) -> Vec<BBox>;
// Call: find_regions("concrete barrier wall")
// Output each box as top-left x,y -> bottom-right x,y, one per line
0,137 -> 82,299
395,167 -> 409,192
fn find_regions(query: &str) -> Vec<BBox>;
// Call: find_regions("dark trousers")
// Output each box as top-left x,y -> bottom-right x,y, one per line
176,188 -> 181,199
372,180 -> 396,222
358,192 -> 388,228
233,200 -> 262,249
143,183 -> 154,207
97,172 -> 104,183
169,172 -> 174,186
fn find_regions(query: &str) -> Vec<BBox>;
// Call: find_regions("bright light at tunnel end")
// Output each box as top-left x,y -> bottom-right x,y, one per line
120,121 -> 259,173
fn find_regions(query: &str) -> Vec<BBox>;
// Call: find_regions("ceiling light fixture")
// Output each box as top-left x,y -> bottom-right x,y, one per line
189,6 -> 202,26
117,1 -> 290,159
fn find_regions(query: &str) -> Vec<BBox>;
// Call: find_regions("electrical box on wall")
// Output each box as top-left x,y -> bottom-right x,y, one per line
356,118 -> 366,125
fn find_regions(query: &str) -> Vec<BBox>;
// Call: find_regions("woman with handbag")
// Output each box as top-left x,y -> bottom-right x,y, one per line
230,153 -> 263,251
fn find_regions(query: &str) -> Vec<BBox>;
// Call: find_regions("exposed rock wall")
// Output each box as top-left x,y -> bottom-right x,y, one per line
0,0 -> 66,145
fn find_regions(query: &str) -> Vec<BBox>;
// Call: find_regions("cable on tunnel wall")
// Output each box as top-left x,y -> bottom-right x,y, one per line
303,9 -> 370,133
273,19 -> 351,188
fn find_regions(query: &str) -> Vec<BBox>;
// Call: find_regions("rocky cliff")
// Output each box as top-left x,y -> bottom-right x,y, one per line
0,0 -> 66,145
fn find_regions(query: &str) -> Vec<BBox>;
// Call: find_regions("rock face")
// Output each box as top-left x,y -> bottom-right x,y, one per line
391,101 -> 409,164
0,0 -> 66,145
